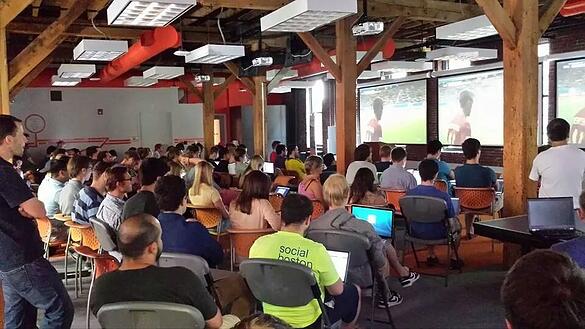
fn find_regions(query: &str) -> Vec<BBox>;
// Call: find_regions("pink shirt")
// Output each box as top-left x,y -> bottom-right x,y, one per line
229,199 -> 281,230
298,178 -> 320,201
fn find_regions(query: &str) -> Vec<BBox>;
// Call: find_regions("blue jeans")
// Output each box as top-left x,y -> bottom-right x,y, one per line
1,258 -> 74,329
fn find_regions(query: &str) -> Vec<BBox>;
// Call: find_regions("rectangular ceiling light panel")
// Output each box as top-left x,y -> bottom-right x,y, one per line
73,40 -> 129,61
57,64 -> 96,78
51,76 -> 81,86
108,0 -> 197,26
371,61 -> 432,73
125,76 -> 159,87
266,69 -> 298,81
185,44 -> 245,64
261,0 -> 357,32
425,47 -> 498,61
143,66 -> 185,79
436,15 -> 497,41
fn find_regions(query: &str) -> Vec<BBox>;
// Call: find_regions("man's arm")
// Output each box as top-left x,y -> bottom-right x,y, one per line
205,308 -> 223,329
325,279 -> 344,296
20,197 -> 47,219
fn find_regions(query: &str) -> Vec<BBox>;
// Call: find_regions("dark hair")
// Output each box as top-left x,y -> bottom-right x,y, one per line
109,150 -> 117,157
154,143 -> 162,150
128,147 -> 137,152
281,194 -> 313,225
67,156 -> 91,178
547,118 -> 570,142
354,144 -> 371,161
372,98 -> 384,120
235,148 -> 246,162
46,145 -> 57,155
580,191 -> 585,210
105,166 -> 129,192
137,147 -> 150,160
117,213 -> 161,258
271,140 -> 281,149
124,150 -> 141,162
48,158 -> 68,175
235,171 -> 271,215
175,143 -> 185,151
217,146 -> 228,160
276,144 -> 286,156
418,159 -> 439,182
210,146 -> 219,154
0,115 -> 22,143
349,168 -> 377,204
96,151 -> 110,162
287,145 -> 297,157
238,144 -> 247,150
155,175 -> 187,212
427,140 -> 443,155
186,144 -> 200,154
93,161 -> 112,178
86,146 -> 99,158
379,145 -> 391,158
234,313 -> 293,329
140,158 -> 169,186
390,147 -> 407,162
501,250 -> 585,329
51,148 -> 66,158
462,138 -> 481,160
323,153 -> 335,168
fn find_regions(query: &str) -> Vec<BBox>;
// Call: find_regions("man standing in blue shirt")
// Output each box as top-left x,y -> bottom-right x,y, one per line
426,140 -> 454,194
0,115 -> 74,328
552,191 -> 585,268
406,159 -> 463,269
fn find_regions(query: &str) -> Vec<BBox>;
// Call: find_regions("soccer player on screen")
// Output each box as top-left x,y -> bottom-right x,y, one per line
366,98 -> 384,142
447,90 -> 474,145
569,107 -> 585,144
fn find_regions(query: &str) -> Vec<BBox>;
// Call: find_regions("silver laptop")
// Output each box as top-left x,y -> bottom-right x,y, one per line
327,250 -> 350,282
528,197 -> 582,239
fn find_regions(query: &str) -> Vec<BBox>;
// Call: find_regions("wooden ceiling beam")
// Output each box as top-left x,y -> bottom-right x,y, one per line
224,61 -> 256,95
539,0 -> 567,36
8,0 -> 89,89
214,74 -> 236,99
374,0 -> 483,16
9,53 -> 53,99
297,32 -> 341,80
357,16 -> 405,76
197,0 -> 289,10
31,0 -> 43,17
0,0 -> 34,27
475,0 -> 517,49
87,0 -> 109,20
366,1 -> 477,22
180,77 -> 203,101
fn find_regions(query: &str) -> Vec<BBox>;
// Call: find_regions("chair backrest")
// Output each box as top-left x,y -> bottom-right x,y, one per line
273,175 -> 295,187
35,217 -> 52,242
79,226 -> 101,251
157,253 -> 210,287
305,229 -> 372,285
193,209 -> 222,229
453,187 -> 495,210
268,194 -> 284,212
399,196 -> 448,224
93,254 -> 120,279
90,218 -> 118,252
97,302 -> 205,329
310,200 -> 325,220
240,259 -> 319,308
64,221 -> 89,243
434,179 -> 448,193
382,189 -> 406,212
227,228 -> 274,260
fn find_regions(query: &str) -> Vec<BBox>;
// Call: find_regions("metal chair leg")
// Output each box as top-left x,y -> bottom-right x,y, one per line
86,259 -> 96,329
64,230 -> 72,285
411,242 -> 420,267
445,243 -> 451,287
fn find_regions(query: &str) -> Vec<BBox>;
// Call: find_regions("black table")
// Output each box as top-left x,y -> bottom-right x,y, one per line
473,215 -> 585,253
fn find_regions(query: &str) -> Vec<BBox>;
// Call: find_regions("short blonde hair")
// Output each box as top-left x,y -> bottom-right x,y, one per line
304,155 -> 323,174
323,174 -> 350,207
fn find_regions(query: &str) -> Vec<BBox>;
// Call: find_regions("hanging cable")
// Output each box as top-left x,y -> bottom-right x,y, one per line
217,7 -> 226,44
290,50 -> 312,58
91,16 -> 109,39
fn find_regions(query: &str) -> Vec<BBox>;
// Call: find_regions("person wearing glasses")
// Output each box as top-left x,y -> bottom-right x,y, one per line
97,166 -> 133,231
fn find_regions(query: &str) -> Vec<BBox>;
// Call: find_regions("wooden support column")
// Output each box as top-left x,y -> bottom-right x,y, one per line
334,17 -> 357,174
202,66 -> 215,149
0,27 -> 9,114
253,76 -> 267,158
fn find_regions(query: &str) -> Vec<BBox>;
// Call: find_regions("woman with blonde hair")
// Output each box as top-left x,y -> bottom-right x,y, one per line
298,155 -> 324,202
189,161 -> 229,219
239,155 -> 264,188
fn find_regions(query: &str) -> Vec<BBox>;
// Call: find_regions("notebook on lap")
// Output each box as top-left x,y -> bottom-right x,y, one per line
351,205 -> 394,238
528,197 -> 583,240
326,250 -> 350,282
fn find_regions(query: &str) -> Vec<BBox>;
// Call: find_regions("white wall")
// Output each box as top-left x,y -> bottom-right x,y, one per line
12,88 -> 203,160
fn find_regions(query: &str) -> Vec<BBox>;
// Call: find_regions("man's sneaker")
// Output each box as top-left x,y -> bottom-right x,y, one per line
377,291 -> 403,308
399,271 -> 420,288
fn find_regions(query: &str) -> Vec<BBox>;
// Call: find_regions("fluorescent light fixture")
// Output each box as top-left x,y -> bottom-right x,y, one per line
371,61 -> 432,73
266,69 -> 298,81
73,39 -> 128,61
51,76 -> 81,87
326,70 -> 379,80
381,71 -> 408,80
185,44 -> 245,64
57,64 -> 96,78
425,47 -> 498,61
173,50 -> 190,56
436,15 -> 497,41
143,66 -> 184,79
107,0 -> 196,27
279,80 -> 318,88
125,76 -> 158,87
261,0 -> 357,32
270,86 -> 292,94
352,21 -> 384,36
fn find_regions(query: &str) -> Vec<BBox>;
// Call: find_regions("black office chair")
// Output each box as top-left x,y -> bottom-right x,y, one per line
305,229 -> 396,329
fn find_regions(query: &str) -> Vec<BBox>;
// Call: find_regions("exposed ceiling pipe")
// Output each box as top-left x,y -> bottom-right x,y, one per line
100,26 -> 181,83
560,0 -> 585,17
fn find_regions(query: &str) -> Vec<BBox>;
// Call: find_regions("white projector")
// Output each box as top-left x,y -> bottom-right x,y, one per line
352,22 -> 384,36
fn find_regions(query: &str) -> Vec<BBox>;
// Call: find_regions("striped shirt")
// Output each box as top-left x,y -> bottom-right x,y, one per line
72,186 -> 104,224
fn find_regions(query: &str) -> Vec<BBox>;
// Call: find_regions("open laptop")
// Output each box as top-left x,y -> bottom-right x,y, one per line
326,250 -> 350,282
263,162 -> 274,174
407,169 -> 422,185
451,197 -> 461,216
274,186 -> 290,197
227,163 -> 236,175
528,197 -> 583,239
351,205 -> 393,238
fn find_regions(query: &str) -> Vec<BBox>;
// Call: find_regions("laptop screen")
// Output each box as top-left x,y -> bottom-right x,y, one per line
351,205 -> 393,238
227,163 -> 236,175
327,250 -> 350,282
275,186 -> 290,197
451,198 -> 460,216
408,169 -> 422,185
263,162 -> 274,174
528,197 -> 575,231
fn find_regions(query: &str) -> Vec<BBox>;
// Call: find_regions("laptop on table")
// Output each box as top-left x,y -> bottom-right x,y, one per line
263,162 -> 274,174
351,205 -> 394,239
326,250 -> 350,282
528,197 -> 583,240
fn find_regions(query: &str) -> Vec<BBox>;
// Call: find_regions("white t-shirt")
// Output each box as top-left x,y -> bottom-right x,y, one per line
345,161 -> 378,185
529,145 -> 585,208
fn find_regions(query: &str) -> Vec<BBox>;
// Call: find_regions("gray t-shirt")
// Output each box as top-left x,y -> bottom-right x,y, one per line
59,179 -> 83,215
122,190 -> 159,220
380,165 -> 417,191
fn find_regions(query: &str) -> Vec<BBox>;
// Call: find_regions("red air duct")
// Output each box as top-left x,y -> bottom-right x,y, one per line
560,0 -> 585,17
100,26 -> 181,82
